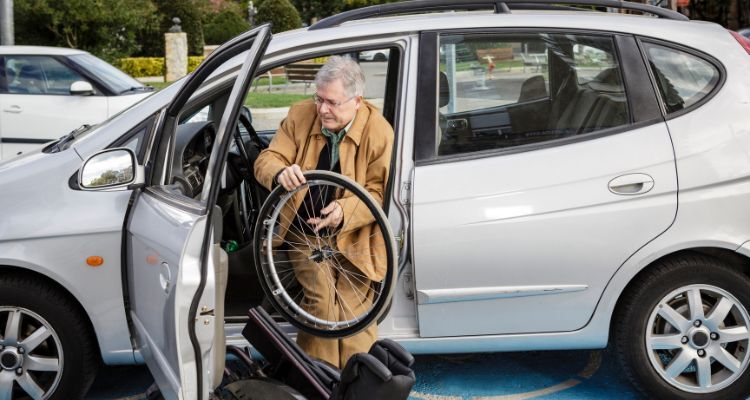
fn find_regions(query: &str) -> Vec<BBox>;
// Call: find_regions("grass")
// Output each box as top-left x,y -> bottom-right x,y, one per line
244,93 -> 309,108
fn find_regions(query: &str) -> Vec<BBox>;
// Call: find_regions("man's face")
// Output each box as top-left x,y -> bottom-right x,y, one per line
315,79 -> 361,132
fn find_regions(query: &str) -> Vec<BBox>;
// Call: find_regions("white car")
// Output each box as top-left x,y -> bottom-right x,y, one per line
0,46 -> 153,159
358,49 -> 390,61
3,1 -> 750,399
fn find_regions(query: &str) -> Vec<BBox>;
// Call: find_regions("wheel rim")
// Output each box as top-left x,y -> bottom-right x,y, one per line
255,171 -> 396,337
645,284 -> 750,393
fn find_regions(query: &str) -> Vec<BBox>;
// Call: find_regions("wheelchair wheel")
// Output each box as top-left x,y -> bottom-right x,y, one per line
253,170 -> 397,337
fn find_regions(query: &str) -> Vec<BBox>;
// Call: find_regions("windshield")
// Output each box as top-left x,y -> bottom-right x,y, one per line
68,53 -> 145,94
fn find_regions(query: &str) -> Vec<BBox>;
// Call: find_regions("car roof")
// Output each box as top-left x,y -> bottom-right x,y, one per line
0,45 -> 89,56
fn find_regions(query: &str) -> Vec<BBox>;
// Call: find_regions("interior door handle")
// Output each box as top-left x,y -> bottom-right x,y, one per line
3,105 -> 21,114
608,173 -> 654,195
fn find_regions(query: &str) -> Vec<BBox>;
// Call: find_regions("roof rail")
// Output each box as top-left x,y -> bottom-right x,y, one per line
309,0 -> 688,30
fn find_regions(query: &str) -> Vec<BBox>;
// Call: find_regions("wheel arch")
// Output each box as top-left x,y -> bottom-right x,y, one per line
609,246 -> 750,334
0,264 -> 103,361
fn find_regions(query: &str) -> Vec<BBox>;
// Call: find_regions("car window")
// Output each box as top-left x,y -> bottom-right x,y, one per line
435,33 -> 630,158
246,48 -> 394,135
68,53 -> 144,94
642,42 -> 720,114
5,55 -> 88,95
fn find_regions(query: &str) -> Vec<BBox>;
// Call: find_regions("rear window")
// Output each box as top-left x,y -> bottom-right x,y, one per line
643,42 -> 720,115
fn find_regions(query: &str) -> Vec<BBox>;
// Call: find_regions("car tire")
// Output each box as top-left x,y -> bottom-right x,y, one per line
613,254 -> 750,399
0,274 -> 99,400
374,53 -> 387,62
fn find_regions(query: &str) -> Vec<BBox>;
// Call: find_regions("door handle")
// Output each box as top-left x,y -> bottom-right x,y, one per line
3,105 -> 21,114
608,173 -> 654,195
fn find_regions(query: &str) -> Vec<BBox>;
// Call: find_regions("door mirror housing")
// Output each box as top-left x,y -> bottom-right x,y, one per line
79,148 -> 144,190
70,80 -> 95,96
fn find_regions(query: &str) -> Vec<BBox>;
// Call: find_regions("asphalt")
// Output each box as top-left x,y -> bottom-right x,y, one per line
85,349 -> 644,400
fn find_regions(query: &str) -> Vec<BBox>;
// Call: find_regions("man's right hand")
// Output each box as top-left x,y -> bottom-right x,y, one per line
276,164 -> 307,191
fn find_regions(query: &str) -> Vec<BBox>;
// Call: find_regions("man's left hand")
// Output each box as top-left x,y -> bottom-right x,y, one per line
308,201 -> 343,233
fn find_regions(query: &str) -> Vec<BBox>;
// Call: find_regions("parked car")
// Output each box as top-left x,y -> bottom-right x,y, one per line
359,49 -> 390,61
0,46 -> 153,160
2,1 -> 750,399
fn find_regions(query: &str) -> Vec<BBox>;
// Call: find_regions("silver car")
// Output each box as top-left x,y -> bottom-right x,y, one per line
2,1 -> 750,399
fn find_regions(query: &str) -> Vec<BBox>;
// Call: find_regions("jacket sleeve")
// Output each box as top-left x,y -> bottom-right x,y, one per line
254,114 -> 298,191
337,123 -> 394,234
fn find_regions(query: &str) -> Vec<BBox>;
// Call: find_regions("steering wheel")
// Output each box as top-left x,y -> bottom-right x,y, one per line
231,109 -> 268,242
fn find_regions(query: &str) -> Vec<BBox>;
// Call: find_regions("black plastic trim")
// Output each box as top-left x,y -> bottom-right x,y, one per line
615,35 -> 663,123
414,32 -> 438,162
0,137 -> 54,144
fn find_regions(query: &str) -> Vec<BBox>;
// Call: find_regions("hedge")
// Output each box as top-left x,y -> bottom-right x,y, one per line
118,56 -> 205,78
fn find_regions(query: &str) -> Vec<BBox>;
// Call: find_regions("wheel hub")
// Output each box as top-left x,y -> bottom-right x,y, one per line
0,347 -> 22,370
687,327 -> 711,349
309,246 -> 334,263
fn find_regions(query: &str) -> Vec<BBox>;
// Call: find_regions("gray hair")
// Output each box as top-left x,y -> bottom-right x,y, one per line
314,55 -> 366,98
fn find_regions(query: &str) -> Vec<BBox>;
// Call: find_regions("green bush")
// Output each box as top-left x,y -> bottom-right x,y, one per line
204,9 -> 251,45
118,56 -> 205,78
118,57 -> 165,77
256,0 -> 302,33
188,56 -> 205,72
154,0 -> 208,56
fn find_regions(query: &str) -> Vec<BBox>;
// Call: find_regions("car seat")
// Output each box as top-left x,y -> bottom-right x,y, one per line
16,64 -> 45,94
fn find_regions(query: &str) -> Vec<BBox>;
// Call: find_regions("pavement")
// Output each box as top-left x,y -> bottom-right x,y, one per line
85,349 -> 644,399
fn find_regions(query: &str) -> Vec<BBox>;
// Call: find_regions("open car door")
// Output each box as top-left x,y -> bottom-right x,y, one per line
125,25 -> 271,400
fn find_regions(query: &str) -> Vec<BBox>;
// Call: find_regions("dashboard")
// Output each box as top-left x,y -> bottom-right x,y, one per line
171,121 -> 216,198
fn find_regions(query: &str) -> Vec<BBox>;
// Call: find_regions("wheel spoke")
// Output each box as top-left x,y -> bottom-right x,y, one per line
0,371 -> 13,400
658,304 -> 691,333
687,288 -> 705,321
706,297 -> 734,328
712,346 -> 742,373
696,355 -> 712,389
3,309 -> 21,344
19,325 -> 51,353
718,326 -> 750,344
25,355 -> 60,372
665,350 -> 693,378
649,334 -> 684,350
17,371 -> 45,400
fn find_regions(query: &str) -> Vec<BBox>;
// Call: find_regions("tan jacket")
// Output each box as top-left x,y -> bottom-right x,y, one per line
254,99 -> 394,281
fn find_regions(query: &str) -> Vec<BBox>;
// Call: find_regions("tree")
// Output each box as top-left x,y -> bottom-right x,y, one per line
290,0 -> 344,25
204,9 -> 251,45
14,0 -> 156,61
256,0 -> 302,33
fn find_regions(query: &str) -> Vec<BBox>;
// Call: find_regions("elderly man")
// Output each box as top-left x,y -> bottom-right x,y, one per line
254,56 -> 394,368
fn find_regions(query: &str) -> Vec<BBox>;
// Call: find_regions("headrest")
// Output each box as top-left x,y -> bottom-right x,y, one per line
439,71 -> 449,108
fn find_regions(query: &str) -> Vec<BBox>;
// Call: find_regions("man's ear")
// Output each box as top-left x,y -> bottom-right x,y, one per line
354,96 -> 363,110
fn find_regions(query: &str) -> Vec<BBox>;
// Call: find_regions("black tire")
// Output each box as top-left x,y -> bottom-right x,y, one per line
0,274 -> 99,400
374,53 -> 387,62
253,170 -> 397,338
613,254 -> 750,400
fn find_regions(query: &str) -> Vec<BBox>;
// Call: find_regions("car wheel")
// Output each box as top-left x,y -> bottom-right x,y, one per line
0,275 -> 99,399
374,53 -> 387,62
613,254 -> 750,399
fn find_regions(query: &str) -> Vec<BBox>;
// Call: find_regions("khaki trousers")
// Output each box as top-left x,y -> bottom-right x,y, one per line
287,231 -> 377,368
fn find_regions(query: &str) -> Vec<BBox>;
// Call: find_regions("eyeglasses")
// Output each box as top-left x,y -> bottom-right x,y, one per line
312,93 -> 356,109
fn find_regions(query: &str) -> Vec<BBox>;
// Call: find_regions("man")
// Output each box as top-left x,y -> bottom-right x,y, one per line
254,56 -> 394,368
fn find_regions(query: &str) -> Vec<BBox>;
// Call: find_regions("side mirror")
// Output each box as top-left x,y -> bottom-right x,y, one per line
70,81 -> 95,96
79,148 -> 144,190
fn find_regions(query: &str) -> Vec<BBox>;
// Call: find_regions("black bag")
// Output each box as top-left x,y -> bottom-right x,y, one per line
331,339 -> 415,400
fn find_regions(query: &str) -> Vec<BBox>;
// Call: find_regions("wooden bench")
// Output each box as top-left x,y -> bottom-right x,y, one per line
284,63 -> 323,94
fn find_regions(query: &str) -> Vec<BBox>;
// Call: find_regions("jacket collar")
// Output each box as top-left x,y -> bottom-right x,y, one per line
310,100 -> 373,146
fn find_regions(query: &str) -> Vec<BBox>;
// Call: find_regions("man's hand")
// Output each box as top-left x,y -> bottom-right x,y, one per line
276,164 -> 306,191
308,201 -> 343,233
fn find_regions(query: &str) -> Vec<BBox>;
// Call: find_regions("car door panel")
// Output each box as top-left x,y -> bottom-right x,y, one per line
126,25 -> 271,399
413,123 -> 677,337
